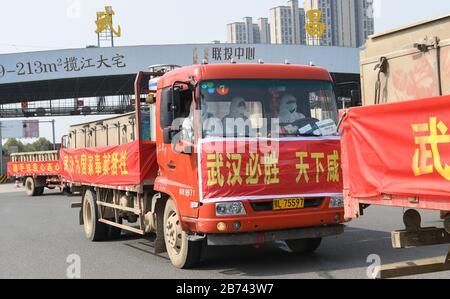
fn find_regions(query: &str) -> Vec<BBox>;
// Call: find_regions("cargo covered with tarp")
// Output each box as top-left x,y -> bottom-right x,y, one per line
341,95 -> 450,219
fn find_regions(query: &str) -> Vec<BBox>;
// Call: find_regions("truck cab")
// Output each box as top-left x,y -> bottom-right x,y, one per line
152,64 -> 345,267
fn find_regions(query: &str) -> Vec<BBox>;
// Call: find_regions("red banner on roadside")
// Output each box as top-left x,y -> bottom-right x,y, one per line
341,94 -> 450,199
199,138 -> 343,202
7,160 -> 60,177
59,141 -> 157,187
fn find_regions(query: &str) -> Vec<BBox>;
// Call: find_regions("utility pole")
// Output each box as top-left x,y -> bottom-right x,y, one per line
51,119 -> 56,150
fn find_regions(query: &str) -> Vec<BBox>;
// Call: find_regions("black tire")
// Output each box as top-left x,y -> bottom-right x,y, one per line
163,199 -> 202,269
25,177 -> 38,197
82,189 -> 107,241
285,238 -> 322,254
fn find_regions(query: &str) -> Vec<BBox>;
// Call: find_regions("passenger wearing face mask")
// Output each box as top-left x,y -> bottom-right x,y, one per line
279,94 -> 305,134
182,101 -> 222,143
222,97 -> 252,137
279,94 -> 305,124
202,102 -> 222,137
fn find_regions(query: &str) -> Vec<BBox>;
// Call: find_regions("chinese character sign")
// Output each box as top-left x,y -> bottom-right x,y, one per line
95,6 -> 121,37
7,161 -> 60,176
209,47 -> 256,62
305,10 -> 326,38
340,94 -> 450,200
199,139 -> 342,202
59,141 -> 157,187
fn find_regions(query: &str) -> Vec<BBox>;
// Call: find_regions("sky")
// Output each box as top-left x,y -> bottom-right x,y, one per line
1,0 -> 450,143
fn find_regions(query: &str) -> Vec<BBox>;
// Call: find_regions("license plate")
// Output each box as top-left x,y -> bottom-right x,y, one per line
273,198 -> 305,210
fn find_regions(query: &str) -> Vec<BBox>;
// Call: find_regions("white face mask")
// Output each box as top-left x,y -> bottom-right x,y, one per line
287,102 -> 297,113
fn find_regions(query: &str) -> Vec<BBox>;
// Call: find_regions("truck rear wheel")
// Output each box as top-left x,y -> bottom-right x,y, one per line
82,189 -> 107,241
163,199 -> 202,269
285,238 -> 322,254
25,177 -> 44,197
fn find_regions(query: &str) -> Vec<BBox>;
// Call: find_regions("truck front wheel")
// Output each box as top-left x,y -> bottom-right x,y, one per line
163,199 -> 202,269
285,238 -> 322,254
25,177 -> 44,197
82,189 -> 107,241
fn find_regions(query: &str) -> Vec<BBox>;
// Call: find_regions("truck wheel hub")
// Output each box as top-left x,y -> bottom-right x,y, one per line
166,211 -> 182,251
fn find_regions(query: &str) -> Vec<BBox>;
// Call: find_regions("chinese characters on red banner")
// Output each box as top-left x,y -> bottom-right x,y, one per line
201,139 -> 342,200
206,150 -> 340,188
413,117 -> 450,180
59,141 -> 158,187
62,151 -> 129,177
7,161 -> 60,176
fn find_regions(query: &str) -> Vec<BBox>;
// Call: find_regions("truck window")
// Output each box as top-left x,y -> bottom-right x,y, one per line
160,87 -> 193,130
160,88 -> 172,128
200,79 -> 338,138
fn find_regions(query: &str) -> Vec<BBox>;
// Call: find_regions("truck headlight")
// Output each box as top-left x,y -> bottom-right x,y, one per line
216,202 -> 246,216
329,196 -> 344,208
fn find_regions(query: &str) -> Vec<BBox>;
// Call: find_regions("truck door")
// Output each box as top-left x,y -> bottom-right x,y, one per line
157,86 -> 200,219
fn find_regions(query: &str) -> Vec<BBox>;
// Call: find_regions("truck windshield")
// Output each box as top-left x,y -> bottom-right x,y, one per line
199,79 -> 339,138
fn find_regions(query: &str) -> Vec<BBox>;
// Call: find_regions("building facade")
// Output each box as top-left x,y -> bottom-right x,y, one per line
227,17 -> 271,44
269,0 -> 306,45
334,0 -> 375,47
226,0 -> 374,48
258,18 -> 271,44
227,22 -> 247,44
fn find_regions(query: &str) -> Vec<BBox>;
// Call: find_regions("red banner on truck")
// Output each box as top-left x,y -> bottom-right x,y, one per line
7,161 -> 60,177
199,138 -> 343,202
341,94 -> 450,199
59,141 -> 157,187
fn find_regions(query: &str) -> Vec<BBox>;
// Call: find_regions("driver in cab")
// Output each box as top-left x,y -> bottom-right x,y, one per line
279,94 -> 305,134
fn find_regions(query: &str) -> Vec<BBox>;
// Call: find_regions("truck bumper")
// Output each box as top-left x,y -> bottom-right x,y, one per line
207,224 -> 344,246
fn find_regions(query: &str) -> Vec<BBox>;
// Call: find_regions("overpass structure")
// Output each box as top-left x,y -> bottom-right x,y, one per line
0,43 -> 361,117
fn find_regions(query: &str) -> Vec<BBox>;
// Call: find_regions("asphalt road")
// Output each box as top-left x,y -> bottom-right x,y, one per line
0,184 -> 449,279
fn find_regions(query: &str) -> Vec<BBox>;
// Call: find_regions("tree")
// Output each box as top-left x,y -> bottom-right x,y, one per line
2,137 -> 53,153
24,138 -> 53,152
3,138 -> 25,153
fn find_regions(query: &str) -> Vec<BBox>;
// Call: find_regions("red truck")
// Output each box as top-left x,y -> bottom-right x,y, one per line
57,63 -> 346,268
341,15 -> 450,277
8,151 -> 63,196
